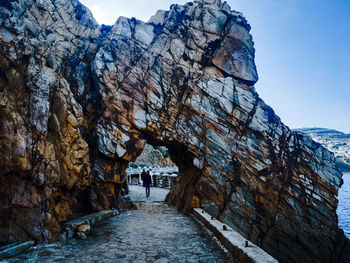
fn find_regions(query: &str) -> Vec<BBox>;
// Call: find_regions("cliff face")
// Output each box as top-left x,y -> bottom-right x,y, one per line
0,0 -> 349,262
132,144 -> 174,167
295,128 -> 350,172
0,0 -> 101,243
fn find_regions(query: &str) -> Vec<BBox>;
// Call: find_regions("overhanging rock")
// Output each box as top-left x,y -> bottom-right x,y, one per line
0,0 -> 349,262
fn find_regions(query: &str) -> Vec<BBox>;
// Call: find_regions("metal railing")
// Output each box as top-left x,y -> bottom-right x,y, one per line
126,166 -> 179,175
126,166 -> 179,188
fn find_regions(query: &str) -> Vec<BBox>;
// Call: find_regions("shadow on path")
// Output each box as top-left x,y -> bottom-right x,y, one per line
4,186 -> 230,262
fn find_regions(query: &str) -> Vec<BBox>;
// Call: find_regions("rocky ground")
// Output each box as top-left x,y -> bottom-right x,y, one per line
3,187 -> 230,263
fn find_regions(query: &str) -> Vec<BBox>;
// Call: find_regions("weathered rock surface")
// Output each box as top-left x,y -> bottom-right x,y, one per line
0,241 -> 34,260
295,128 -> 350,172
0,0 -> 102,244
0,0 -> 349,262
132,144 -> 175,167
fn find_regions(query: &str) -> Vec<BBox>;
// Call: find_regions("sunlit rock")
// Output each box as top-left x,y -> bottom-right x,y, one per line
0,0 -> 349,262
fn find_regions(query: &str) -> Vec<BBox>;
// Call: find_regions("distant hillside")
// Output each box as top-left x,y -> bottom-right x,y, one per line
294,128 -> 350,172
130,144 -> 174,168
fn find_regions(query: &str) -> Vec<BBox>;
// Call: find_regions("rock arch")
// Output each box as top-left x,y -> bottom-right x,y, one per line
91,2 -> 349,262
0,0 -> 349,262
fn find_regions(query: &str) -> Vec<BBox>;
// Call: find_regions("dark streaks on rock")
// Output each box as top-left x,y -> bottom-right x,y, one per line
0,0 -> 349,263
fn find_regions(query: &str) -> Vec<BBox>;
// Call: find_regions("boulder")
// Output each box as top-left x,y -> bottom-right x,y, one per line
77,224 -> 91,235
76,232 -> 87,240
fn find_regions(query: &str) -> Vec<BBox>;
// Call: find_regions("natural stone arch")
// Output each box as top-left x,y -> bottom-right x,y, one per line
129,130 -> 203,212
0,0 -> 349,262
91,2 -> 349,262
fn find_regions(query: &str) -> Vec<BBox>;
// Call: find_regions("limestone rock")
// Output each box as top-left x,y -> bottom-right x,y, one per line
0,0 -> 349,263
0,0 -> 97,245
76,232 -> 87,240
295,128 -> 350,172
77,224 -> 91,234
132,144 -> 174,167
65,228 -> 74,239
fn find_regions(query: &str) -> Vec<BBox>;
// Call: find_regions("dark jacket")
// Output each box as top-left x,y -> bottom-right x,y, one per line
143,172 -> 152,186
141,171 -> 147,181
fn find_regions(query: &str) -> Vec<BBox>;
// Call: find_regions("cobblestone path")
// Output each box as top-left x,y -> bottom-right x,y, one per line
3,187 -> 230,262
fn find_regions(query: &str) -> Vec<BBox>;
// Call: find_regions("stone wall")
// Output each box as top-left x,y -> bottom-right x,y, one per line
0,0 -> 349,262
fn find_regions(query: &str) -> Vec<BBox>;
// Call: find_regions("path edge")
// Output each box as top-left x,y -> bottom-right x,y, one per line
192,208 -> 279,263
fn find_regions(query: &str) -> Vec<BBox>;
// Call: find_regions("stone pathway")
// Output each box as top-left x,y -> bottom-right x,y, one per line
3,186 -> 230,262
128,185 -> 170,202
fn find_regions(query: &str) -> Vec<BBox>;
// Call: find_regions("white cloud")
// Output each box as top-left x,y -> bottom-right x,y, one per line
80,0 -> 188,25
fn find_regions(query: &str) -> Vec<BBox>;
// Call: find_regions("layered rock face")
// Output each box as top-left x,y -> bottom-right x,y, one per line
0,0 -> 349,262
133,144 -> 174,167
295,128 -> 350,172
0,0 -> 101,243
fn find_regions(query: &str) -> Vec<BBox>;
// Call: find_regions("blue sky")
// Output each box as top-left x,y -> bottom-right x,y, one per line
80,0 -> 350,133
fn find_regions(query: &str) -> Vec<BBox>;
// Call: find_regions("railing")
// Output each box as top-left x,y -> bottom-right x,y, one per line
126,166 -> 179,175
126,166 -> 179,189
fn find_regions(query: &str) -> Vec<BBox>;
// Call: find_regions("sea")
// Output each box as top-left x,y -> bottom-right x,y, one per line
337,173 -> 350,238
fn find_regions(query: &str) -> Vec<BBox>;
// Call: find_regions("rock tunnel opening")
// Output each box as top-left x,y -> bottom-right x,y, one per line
125,133 -> 203,213
127,143 -> 176,186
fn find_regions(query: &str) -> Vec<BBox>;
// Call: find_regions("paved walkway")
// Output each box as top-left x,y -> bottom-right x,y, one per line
4,187 -> 230,263
128,185 -> 170,202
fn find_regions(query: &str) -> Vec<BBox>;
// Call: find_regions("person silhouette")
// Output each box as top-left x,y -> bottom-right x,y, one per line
144,170 -> 152,198
141,169 -> 147,186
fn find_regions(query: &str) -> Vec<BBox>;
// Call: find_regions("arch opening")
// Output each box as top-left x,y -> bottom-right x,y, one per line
121,132 -> 203,214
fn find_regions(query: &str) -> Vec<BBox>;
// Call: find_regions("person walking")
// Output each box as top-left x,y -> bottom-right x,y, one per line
141,169 -> 147,186
144,170 -> 152,198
